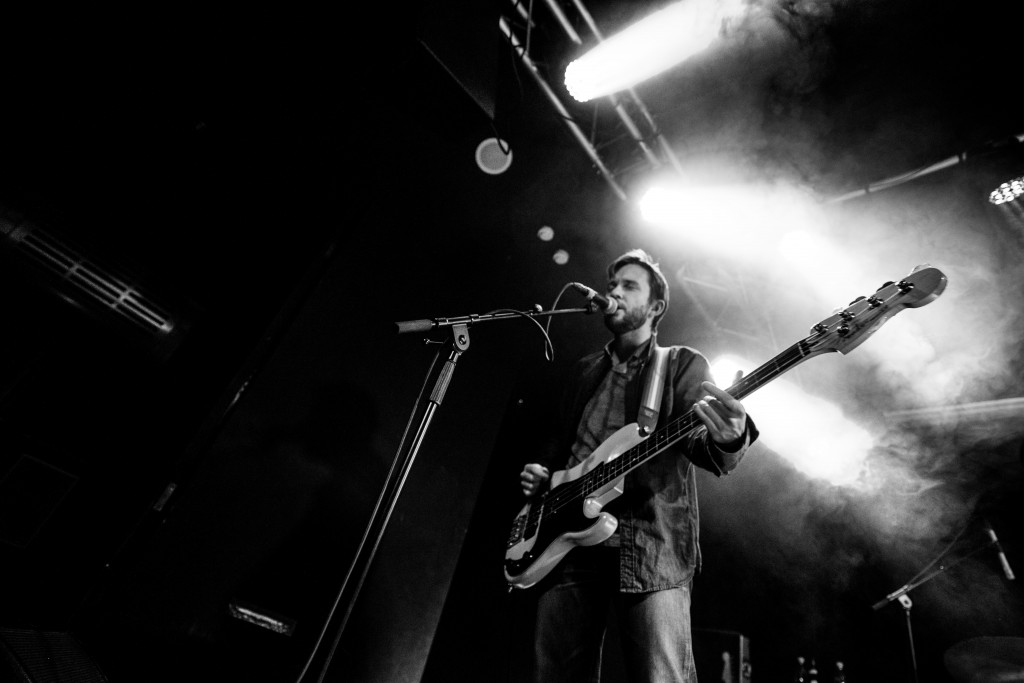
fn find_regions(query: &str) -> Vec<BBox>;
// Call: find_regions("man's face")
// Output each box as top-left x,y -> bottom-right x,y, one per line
603,263 -> 660,335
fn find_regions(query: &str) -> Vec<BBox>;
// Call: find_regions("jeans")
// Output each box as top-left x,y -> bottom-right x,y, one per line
533,545 -> 697,683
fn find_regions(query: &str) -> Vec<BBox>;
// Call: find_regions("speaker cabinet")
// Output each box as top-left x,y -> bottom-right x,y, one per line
0,629 -> 109,683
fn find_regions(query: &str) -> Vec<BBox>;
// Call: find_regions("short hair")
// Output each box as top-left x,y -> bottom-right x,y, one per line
607,248 -> 670,330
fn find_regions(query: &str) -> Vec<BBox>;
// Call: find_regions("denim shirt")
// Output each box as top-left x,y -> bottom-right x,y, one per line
545,339 -> 758,592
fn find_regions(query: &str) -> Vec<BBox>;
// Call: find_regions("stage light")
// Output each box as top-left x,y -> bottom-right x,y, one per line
751,380 -> 872,487
636,182 -> 780,258
228,600 -> 297,636
710,354 -> 873,487
989,175 -> 1024,205
639,184 -> 759,231
564,0 -> 741,102
710,355 -> 747,389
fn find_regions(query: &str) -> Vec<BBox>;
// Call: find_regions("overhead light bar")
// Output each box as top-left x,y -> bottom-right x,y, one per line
228,600 -> 297,636
0,206 -> 176,335
564,0 -> 740,102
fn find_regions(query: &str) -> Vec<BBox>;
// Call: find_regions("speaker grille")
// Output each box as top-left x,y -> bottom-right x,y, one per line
0,629 -> 109,683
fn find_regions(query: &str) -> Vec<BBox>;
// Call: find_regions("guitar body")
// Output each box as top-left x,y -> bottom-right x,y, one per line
503,423 -> 647,589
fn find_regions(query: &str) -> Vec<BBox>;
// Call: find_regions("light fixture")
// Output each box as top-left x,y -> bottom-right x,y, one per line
707,362 -> 874,487
989,175 -> 1024,205
0,205 -> 176,336
564,0 -> 740,102
475,137 -> 513,175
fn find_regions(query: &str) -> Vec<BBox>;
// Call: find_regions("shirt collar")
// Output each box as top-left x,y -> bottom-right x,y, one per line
603,336 -> 654,368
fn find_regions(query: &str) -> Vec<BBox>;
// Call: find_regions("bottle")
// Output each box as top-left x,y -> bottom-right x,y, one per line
808,658 -> 819,683
793,656 -> 808,683
720,650 -> 734,683
833,660 -> 846,683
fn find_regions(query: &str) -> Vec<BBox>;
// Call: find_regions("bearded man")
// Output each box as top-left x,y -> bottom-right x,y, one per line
518,248 -> 759,683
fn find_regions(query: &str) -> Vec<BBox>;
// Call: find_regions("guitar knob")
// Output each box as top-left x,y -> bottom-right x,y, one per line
849,295 -> 866,305
840,310 -> 855,321
897,280 -> 914,292
877,280 -> 894,291
838,324 -> 851,336
812,323 -> 828,334
867,296 -> 883,308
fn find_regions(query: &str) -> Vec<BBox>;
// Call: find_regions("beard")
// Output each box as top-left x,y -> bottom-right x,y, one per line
603,301 -> 652,335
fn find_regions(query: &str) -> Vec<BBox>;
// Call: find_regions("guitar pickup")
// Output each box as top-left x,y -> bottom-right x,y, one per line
507,514 -> 527,547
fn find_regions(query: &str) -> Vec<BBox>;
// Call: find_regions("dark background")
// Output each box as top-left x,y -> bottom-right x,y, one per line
1,3 -> 1022,682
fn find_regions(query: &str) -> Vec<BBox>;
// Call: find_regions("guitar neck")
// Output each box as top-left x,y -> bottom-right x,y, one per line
592,339 -> 822,487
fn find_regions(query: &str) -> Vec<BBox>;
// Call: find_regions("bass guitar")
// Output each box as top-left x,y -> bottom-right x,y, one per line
504,265 -> 947,589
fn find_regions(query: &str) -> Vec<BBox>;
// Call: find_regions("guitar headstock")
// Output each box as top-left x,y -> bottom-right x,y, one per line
805,265 -> 947,356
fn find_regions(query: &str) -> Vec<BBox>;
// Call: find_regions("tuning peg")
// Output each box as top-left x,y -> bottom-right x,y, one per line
877,280 -> 894,291
849,295 -> 866,306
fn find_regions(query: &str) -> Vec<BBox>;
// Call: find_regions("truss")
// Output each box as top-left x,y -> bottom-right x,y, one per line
499,0 -> 685,200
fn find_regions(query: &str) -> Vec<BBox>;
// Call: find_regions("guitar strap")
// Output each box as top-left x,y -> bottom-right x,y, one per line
637,345 -> 670,435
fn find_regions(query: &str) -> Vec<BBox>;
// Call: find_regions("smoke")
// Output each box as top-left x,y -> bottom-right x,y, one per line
824,188 -> 1024,413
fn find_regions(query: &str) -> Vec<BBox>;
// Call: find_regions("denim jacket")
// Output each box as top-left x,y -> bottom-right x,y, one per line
545,339 -> 758,592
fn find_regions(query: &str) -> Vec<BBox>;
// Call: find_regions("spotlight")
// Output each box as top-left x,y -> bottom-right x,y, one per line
564,0 -> 741,102
989,176 -> 1024,205
710,355 -> 748,388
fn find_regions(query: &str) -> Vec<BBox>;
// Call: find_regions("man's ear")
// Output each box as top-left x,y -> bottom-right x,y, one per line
650,299 -> 666,318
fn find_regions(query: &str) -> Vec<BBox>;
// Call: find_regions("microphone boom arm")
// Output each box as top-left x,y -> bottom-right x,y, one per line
394,305 -> 592,334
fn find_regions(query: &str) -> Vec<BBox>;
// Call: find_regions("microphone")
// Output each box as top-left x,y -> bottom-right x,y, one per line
984,519 -> 1016,581
571,283 -> 618,314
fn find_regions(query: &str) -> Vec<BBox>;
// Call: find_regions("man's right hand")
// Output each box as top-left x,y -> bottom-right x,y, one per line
519,463 -> 550,498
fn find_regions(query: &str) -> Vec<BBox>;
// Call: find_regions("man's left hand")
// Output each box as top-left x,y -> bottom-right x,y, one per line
693,381 -> 747,445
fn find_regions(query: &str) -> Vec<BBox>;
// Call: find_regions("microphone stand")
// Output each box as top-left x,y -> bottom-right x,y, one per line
300,303 -> 593,682
871,535 -> 1004,683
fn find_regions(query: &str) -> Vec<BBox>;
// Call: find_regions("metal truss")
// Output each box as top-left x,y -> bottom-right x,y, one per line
499,0 -> 684,200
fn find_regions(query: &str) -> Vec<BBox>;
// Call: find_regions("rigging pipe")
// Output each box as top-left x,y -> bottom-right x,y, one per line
538,0 -> 582,43
499,16 -> 627,200
825,132 -> 1024,204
